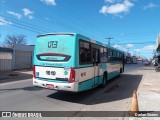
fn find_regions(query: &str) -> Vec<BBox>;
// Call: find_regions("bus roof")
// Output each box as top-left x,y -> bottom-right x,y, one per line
37,33 -> 77,38
37,32 -> 125,54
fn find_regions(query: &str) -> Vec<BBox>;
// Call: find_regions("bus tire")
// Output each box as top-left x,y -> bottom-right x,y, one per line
120,68 -> 123,73
100,73 -> 107,88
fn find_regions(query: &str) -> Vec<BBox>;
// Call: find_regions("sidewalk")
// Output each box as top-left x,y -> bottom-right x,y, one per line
137,66 -> 160,111
0,69 -> 33,84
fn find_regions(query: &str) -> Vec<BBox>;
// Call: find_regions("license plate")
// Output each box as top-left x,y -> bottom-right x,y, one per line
46,71 -> 56,75
46,84 -> 54,89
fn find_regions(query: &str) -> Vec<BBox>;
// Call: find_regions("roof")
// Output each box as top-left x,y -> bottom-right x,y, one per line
0,47 -> 13,52
37,32 -> 125,53
37,33 -> 76,38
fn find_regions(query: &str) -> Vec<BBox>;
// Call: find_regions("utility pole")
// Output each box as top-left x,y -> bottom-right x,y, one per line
105,37 -> 113,45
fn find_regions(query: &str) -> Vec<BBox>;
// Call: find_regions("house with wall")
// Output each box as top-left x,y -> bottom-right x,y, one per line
0,47 -> 13,71
0,45 -> 34,71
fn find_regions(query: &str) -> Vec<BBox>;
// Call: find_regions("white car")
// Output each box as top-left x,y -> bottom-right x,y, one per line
133,59 -> 137,64
143,61 -> 149,65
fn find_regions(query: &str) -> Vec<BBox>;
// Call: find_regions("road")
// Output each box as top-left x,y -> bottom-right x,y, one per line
0,63 -> 144,118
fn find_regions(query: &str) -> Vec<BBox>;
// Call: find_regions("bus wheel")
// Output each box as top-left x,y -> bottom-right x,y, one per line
100,74 -> 107,88
120,68 -> 123,73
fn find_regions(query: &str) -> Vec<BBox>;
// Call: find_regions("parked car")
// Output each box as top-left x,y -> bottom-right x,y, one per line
132,59 -> 137,64
143,61 -> 149,66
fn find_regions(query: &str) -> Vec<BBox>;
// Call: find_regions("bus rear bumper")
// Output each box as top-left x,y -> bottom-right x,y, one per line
33,78 -> 78,92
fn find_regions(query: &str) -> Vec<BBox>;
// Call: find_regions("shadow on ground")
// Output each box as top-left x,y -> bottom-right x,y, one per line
47,74 -> 143,105
0,70 -> 33,84
0,86 -> 44,91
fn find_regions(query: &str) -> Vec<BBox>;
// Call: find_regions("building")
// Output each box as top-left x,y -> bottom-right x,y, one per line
152,33 -> 160,66
124,52 -> 132,64
154,33 -> 160,57
0,45 -> 34,71
156,33 -> 160,53
0,47 -> 13,71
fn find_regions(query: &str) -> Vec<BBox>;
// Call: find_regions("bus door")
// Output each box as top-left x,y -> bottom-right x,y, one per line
92,48 -> 100,86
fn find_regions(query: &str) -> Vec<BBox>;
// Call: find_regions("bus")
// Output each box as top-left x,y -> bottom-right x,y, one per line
33,33 -> 124,92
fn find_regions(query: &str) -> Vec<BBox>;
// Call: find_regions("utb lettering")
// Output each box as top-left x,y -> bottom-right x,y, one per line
48,41 -> 58,48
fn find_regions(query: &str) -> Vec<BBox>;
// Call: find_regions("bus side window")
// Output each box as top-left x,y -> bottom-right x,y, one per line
113,51 -> 117,57
117,52 -> 119,58
100,47 -> 107,63
109,50 -> 113,57
80,49 -> 85,62
92,47 -> 100,64
79,40 -> 91,64
95,50 -> 100,63
119,53 -> 123,62
108,50 -> 112,62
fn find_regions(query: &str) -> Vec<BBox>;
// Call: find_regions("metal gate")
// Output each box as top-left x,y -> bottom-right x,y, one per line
15,50 -> 32,69
0,52 -> 12,71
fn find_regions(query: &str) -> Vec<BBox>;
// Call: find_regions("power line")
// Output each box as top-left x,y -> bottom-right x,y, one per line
59,2 -> 106,37
2,1 -> 63,31
3,1 -> 50,21
111,41 -> 155,45
3,0 -> 107,40
31,0 -> 106,39
0,19 -> 41,34
4,1 -> 89,33
63,6 -> 107,39
2,15 -> 53,33
1,1 -> 62,34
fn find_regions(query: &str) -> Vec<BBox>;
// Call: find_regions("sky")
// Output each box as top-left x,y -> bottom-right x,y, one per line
0,0 -> 160,59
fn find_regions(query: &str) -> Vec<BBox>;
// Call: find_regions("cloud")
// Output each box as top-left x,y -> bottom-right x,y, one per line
126,44 -> 134,49
41,0 -> 56,6
45,17 -> 49,20
7,11 -> 22,19
105,0 -> 116,4
0,17 -> 12,25
113,44 -> 121,48
22,8 -> 34,19
100,0 -> 134,16
22,8 -> 34,16
143,3 -> 159,10
134,49 -> 140,52
141,45 -> 156,50
28,16 -> 34,19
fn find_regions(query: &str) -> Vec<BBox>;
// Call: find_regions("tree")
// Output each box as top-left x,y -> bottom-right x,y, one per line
3,34 -> 27,47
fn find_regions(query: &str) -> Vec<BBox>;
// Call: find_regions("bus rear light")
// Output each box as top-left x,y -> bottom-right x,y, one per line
69,68 -> 75,83
33,66 -> 36,79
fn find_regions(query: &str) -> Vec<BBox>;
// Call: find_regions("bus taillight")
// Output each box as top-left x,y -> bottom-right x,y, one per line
69,68 -> 75,83
33,66 -> 36,79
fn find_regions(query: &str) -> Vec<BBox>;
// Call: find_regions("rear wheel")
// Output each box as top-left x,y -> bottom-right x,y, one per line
120,68 -> 123,73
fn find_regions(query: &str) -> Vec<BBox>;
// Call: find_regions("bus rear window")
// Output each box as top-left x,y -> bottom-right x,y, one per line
35,35 -> 75,62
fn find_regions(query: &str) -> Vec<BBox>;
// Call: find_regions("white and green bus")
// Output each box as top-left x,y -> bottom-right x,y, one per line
33,33 -> 124,92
